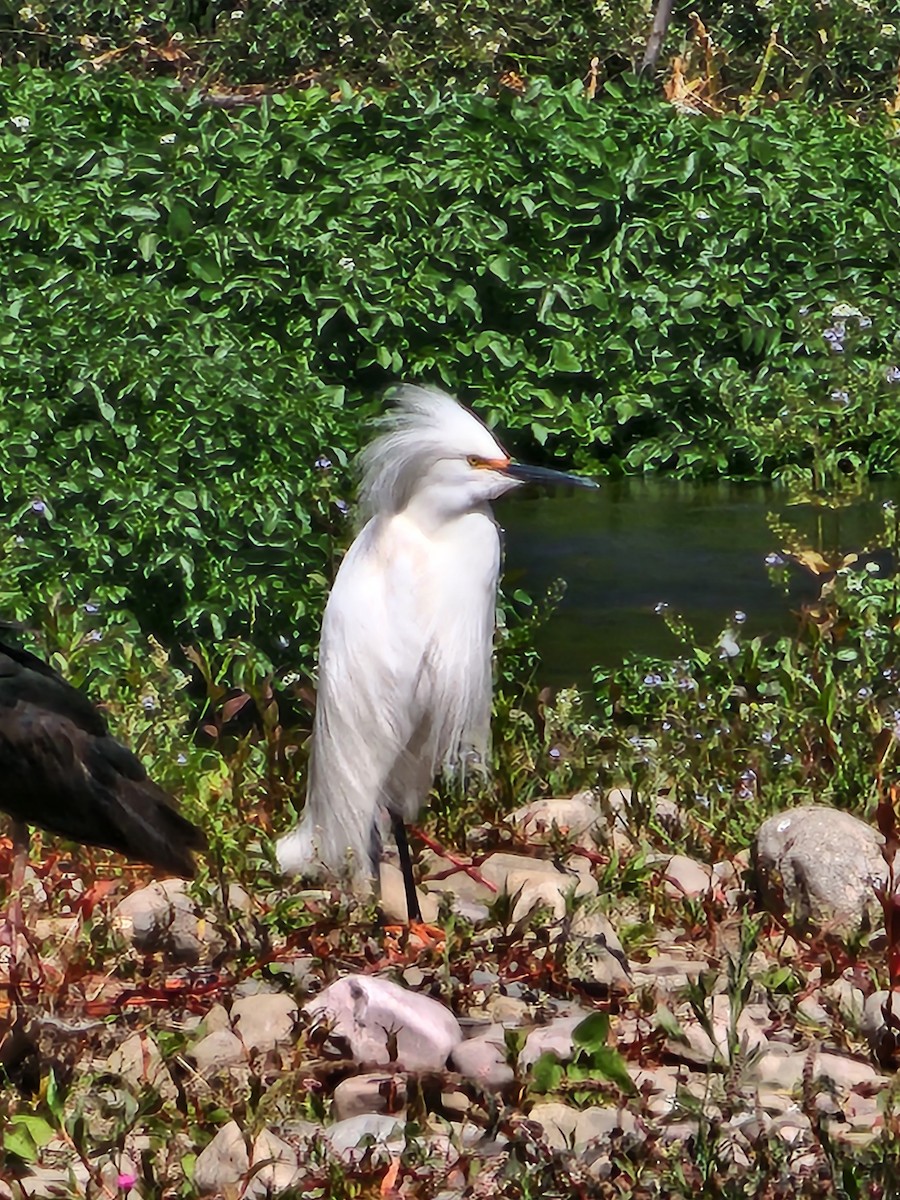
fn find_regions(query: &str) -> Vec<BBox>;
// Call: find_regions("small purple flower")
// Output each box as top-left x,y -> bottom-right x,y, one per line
335,499 -> 349,515
733,610 -> 747,624
314,455 -> 332,471
830,389 -> 850,406
765,552 -> 785,567
141,696 -> 156,711
31,499 -> 45,513
548,747 -> 561,759
823,325 -> 845,353
654,601 -> 668,615
886,366 -> 900,384
177,753 -> 187,765
643,672 -> 664,687
88,630 -> 102,642
84,602 -> 99,614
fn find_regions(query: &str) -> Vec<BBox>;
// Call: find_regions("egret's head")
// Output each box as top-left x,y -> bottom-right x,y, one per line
358,386 -> 596,522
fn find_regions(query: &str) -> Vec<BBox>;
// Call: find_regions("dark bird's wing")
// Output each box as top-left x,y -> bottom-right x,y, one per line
0,641 -> 205,877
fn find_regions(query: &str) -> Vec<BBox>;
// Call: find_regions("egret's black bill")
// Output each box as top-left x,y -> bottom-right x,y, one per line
503,462 -> 599,489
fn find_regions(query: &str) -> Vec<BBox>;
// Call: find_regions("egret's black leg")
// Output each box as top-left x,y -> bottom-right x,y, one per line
392,815 -> 422,924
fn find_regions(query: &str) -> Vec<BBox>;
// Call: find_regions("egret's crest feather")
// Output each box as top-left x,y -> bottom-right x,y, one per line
358,386 -> 506,521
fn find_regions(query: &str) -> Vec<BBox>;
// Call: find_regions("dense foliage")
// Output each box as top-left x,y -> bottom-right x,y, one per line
5,0 -> 900,109
3,68 -> 900,642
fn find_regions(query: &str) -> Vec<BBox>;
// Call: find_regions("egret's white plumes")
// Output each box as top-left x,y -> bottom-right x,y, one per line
276,386 -> 595,910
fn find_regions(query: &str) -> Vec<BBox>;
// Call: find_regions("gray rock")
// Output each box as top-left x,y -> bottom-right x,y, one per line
202,1003 -> 233,1034
190,1029 -> 246,1075
193,1121 -> 249,1195
113,879 -> 222,962
663,854 -> 712,899
332,1073 -> 407,1120
326,1114 -> 406,1164
451,1030 -> 514,1090
478,852 -> 569,892
305,975 -> 462,1070
231,992 -> 299,1052
754,806 -> 889,937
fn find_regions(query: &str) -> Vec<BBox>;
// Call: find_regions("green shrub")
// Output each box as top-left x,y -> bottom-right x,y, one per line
3,69 -> 900,644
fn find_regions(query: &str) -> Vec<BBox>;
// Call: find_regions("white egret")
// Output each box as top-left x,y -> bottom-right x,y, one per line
276,386 -> 596,921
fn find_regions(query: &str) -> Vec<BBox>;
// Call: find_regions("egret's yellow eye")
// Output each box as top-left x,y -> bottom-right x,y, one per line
466,455 -> 483,468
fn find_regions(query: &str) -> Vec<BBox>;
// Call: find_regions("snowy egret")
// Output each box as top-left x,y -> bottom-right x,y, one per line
0,639 -> 205,885
276,386 -> 596,921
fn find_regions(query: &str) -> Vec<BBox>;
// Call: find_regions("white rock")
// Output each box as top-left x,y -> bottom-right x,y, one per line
113,879 -> 219,962
574,1105 -> 637,1149
332,1073 -> 407,1120
665,996 -> 768,1067
193,1121 -> 249,1195
305,975 -> 462,1070
754,807 -> 889,937
106,1032 -> 176,1102
231,992 -> 299,1052
451,1030 -> 514,1090
326,1114 -> 405,1164
507,868 -> 597,922
190,1029 -> 246,1074
528,1102 -> 579,1149
245,1129 -> 301,1197
380,862 -> 440,924
519,1014 -> 591,1070
507,793 -> 603,847
564,908 -> 631,989
663,854 -> 712,899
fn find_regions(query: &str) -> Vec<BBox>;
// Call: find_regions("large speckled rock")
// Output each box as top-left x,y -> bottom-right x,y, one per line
753,806 -> 888,938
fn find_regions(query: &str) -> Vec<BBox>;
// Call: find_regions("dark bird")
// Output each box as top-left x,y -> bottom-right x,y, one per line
0,639 -> 205,880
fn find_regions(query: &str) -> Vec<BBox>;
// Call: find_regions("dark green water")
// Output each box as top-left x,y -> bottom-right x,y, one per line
500,479 -> 897,687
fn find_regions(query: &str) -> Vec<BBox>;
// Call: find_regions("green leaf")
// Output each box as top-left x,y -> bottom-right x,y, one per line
572,1012 -> 610,1054
530,1052 -> 564,1093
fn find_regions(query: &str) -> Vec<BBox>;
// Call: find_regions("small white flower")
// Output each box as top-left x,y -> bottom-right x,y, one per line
230,7 -> 245,17
10,115 -> 30,132
160,132 -> 176,144
695,208 -> 711,221
338,256 -> 356,272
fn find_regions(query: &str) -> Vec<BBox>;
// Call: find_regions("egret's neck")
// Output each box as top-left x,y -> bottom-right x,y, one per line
402,486 -> 493,536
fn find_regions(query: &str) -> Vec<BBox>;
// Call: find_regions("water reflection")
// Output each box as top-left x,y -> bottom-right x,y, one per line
499,479 -> 896,686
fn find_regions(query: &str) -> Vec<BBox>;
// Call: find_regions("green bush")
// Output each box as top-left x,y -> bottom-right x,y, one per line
5,1 -> 900,107
3,68 -> 900,645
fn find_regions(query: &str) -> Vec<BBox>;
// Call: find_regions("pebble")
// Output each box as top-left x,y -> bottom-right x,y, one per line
231,992 -> 299,1052
332,1072 -> 408,1120
663,854 -> 712,899
326,1114 -> 406,1164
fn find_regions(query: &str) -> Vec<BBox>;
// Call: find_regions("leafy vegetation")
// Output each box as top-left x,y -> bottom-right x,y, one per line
3,69 -> 900,644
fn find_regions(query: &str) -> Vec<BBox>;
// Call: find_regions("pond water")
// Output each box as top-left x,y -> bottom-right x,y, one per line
499,479 -> 897,688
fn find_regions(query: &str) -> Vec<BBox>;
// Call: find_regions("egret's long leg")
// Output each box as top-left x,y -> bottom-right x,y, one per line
391,814 -> 422,924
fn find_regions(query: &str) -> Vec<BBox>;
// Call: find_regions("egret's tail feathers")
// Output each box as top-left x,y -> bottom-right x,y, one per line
275,813 -> 378,894
275,820 -> 324,879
